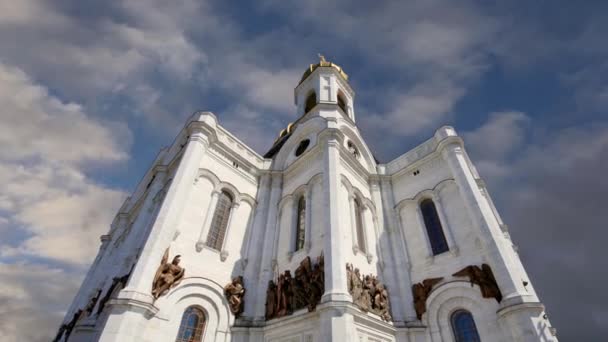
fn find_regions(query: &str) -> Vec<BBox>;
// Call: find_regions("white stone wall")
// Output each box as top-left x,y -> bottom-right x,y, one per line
61,68 -> 557,342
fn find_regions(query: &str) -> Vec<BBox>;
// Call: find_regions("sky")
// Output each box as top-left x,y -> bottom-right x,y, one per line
0,0 -> 606,341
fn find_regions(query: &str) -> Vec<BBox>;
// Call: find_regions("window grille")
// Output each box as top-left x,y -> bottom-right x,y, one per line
175,307 -> 206,342
206,191 -> 233,250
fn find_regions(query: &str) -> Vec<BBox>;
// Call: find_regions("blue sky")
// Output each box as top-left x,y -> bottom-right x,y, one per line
0,0 -> 607,341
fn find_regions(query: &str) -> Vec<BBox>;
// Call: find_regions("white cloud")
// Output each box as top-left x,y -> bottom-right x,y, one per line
464,111 -> 530,160
0,63 -> 128,264
464,114 -> 608,340
0,262 -> 81,342
0,63 -> 130,164
365,79 -> 465,136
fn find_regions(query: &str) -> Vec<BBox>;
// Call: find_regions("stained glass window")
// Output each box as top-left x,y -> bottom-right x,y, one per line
451,310 -> 481,342
420,199 -> 449,255
295,196 -> 306,251
206,190 -> 233,250
175,307 -> 205,342
354,198 -> 366,253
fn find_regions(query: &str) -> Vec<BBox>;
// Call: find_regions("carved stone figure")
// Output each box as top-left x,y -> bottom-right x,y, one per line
346,263 -> 393,321
151,248 -> 185,300
453,263 -> 502,302
224,276 -> 246,317
265,280 -> 278,320
293,256 -> 312,310
412,277 -> 443,320
265,254 -> 325,320
308,255 -> 324,311
374,282 -> 392,321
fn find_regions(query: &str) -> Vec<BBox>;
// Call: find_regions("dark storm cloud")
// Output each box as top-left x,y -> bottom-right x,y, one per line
465,119 -> 608,341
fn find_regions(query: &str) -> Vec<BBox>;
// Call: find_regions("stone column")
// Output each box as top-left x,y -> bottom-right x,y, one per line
321,132 -> 351,302
380,178 -> 416,322
241,173 -> 270,319
195,190 -> 220,252
253,173 -> 282,319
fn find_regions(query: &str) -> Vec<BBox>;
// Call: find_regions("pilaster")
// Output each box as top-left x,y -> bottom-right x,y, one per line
252,172 -> 283,320
320,131 -> 351,303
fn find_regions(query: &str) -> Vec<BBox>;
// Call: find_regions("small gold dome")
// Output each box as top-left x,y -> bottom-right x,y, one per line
298,54 -> 349,85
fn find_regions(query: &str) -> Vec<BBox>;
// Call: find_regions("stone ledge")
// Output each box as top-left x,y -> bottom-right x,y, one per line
496,301 -> 545,319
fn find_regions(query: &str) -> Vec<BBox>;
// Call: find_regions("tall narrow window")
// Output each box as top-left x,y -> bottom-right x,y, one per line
337,92 -> 347,114
295,196 -> 306,251
175,306 -> 206,342
354,198 -> 366,253
451,310 -> 481,342
420,199 -> 449,255
304,91 -> 317,113
206,190 -> 233,250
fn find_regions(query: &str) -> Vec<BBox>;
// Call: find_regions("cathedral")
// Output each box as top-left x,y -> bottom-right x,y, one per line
55,57 -> 558,342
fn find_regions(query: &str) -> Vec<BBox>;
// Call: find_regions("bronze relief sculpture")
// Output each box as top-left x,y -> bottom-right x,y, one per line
453,263 -> 502,302
346,263 -> 392,322
411,277 -> 443,320
224,276 -> 246,317
152,248 -> 185,300
265,255 -> 324,320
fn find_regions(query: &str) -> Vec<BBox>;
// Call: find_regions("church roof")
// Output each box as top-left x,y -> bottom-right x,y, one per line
298,55 -> 349,86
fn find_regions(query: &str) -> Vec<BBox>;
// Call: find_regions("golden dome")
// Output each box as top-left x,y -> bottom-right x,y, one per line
298,54 -> 349,85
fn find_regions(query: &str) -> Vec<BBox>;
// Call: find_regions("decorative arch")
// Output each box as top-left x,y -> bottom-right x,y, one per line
424,281 -> 500,342
153,277 -> 232,342
340,176 -> 379,263
393,179 -> 458,259
394,178 -> 456,210
338,125 -> 376,172
196,168 -> 256,207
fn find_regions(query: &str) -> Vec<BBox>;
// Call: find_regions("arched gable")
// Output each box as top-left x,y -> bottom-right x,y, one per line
152,277 -> 233,342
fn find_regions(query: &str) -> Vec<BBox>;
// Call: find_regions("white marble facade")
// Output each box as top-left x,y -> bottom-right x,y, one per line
57,60 -> 558,342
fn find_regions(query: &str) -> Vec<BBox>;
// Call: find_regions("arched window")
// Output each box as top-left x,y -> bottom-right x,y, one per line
337,92 -> 347,114
206,190 -> 233,250
304,91 -> 317,113
420,199 -> 449,255
451,310 -> 481,342
175,306 -> 206,342
295,196 -> 306,251
354,198 -> 366,253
